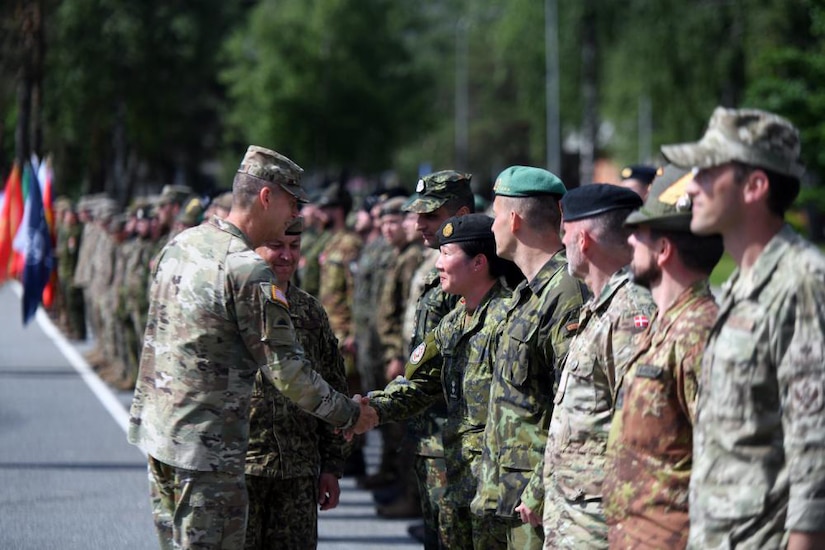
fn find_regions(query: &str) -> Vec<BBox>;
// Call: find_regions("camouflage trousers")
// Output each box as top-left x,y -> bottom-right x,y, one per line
414,454 -> 448,549
245,474 -> 318,550
505,518 -> 544,550
444,504 -> 507,549
147,455 -> 247,550
542,493 -> 607,549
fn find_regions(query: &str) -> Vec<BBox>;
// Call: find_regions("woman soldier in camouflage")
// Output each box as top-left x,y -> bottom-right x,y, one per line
365,213 -> 522,549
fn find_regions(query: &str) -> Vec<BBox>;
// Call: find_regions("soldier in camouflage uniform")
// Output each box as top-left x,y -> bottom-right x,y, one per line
542,184 -> 654,549
315,183 -> 367,479
473,166 -> 588,550
663,108 -> 825,548
296,203 -> 332,296
366,214 -> 516,549
56,202 -> 86,340
388,171 -> 475,545
246,217 -> 351,549
601,165 -> 723,549
128,145 -> 376,550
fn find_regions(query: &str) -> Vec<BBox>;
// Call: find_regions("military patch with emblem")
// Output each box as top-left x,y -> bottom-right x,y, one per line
792,377 -> 825,415
621,167 -> 632,179
634,314 -> 650,329
442,222 -> 454,238
271,284 -> 289,308
410,342 -> 426,364
416,179 -> 425,193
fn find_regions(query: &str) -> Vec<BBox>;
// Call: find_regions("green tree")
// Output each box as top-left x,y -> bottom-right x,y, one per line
221,0 -> 430,176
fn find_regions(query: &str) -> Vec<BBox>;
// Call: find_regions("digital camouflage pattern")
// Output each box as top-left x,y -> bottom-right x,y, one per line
245,475 -> 319,550
689,226 -> 825,549
543,269 -> 655,549
128,216 -> 359,476
404,170 -> 473,214
245,282 -> 350,479
245,283 -> 349,548
603,281 -> 717,550
661,107 -> 805,179
473,252 -> 588,526
370,279 -> 512,549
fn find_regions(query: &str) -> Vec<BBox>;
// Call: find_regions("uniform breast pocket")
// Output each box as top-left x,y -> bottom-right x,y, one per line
503,322 -> 537,387
709,323 -> 760,422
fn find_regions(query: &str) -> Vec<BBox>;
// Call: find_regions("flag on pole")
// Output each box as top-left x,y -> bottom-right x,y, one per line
19,160 -> 54,325
0,162 -> 23,282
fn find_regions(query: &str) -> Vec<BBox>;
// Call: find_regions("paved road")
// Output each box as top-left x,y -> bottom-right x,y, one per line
0,282 -> 421,549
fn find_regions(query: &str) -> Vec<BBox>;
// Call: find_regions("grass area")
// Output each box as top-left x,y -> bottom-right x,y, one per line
709,253 -> 737,288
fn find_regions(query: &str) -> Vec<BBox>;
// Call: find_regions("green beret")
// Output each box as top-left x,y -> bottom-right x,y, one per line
493,166 -> 566,197
561,184 -> 642,222
405,170 -> 473,214
437,213 -> 494,246
624,165 -> 694,231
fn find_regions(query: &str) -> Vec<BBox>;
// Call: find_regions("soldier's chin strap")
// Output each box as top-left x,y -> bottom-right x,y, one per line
404,331 -> 441,379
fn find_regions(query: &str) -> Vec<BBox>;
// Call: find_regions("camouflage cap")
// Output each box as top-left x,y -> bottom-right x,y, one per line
624,165 -> 694,231
437,213 -> 494,246
315,182 -> 353,212
404,170 -> 473,214
157,184 -> 193,206
493,166 -> 566,197
176,196 -> 205,226
284,216 -> 304,235
237,145 -> 307,202
661,107 -> 805,178
380,196 -> 409,217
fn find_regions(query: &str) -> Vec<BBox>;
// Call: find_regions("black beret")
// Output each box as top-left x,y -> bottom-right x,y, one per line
437,213 -> 494,246
561,183 -> 643,222
620,164 -> 658,186
316,182 -> 353,212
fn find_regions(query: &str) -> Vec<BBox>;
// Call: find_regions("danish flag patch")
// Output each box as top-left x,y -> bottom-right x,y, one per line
634,315 -> 650,329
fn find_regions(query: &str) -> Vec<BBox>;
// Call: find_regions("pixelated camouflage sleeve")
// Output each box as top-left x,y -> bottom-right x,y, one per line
368,331 -> 443,423
781,275 -> 825,531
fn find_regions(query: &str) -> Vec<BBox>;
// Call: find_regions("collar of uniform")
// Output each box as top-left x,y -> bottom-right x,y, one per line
588,267 -> 633,313
730,224 -> 795,302
210,215 -> 254,249
648,279 -> 712,341
527,249 -> 569,296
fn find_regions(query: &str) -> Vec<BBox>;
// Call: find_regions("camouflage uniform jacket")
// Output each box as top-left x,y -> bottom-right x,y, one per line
603,280 -> 716,549
472,251 -> 588,519
369,279 -> 511,504
56,222 -> 82,286
377,241 -> 425,364
543,269 -> 655,526
128,216 -> 359,475
318,229 -> 363,344
406,250 -> 457,457
246,283 -> 350,479
689,226 -> 825,549
72,221 -> 98,288
298,228 -> 332,297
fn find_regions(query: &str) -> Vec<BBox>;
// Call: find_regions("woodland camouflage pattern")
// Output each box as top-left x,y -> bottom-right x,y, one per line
370,279 -> 512,549
473,252 -> 588,523
543,269 -> 655,549
689,227 -> 825,549
603,281 -> 717,549
128,216 -> 358,475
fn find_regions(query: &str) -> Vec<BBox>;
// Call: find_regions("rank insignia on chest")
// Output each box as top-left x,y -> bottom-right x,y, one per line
410,342 -> 426,364
633,315 -> 649,329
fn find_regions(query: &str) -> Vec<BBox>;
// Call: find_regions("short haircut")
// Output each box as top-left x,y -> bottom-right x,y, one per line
505,195 -> 561,232
442,193 -> 476,216
232,172 -> 270,208
584,208 -> 635,253
732,161 -> 800,217
650,228 -> 724,276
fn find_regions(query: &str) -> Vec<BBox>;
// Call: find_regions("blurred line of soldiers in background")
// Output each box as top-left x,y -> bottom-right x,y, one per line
48,176 -> 493,542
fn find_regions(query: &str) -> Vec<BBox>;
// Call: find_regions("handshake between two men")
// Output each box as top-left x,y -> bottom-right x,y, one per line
344,395 -> 380,441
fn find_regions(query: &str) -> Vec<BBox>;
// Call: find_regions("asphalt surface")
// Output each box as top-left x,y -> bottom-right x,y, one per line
0,281 -> 421,549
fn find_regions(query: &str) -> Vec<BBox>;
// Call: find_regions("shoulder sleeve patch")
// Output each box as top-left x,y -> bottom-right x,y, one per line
271,284 -> 289,309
